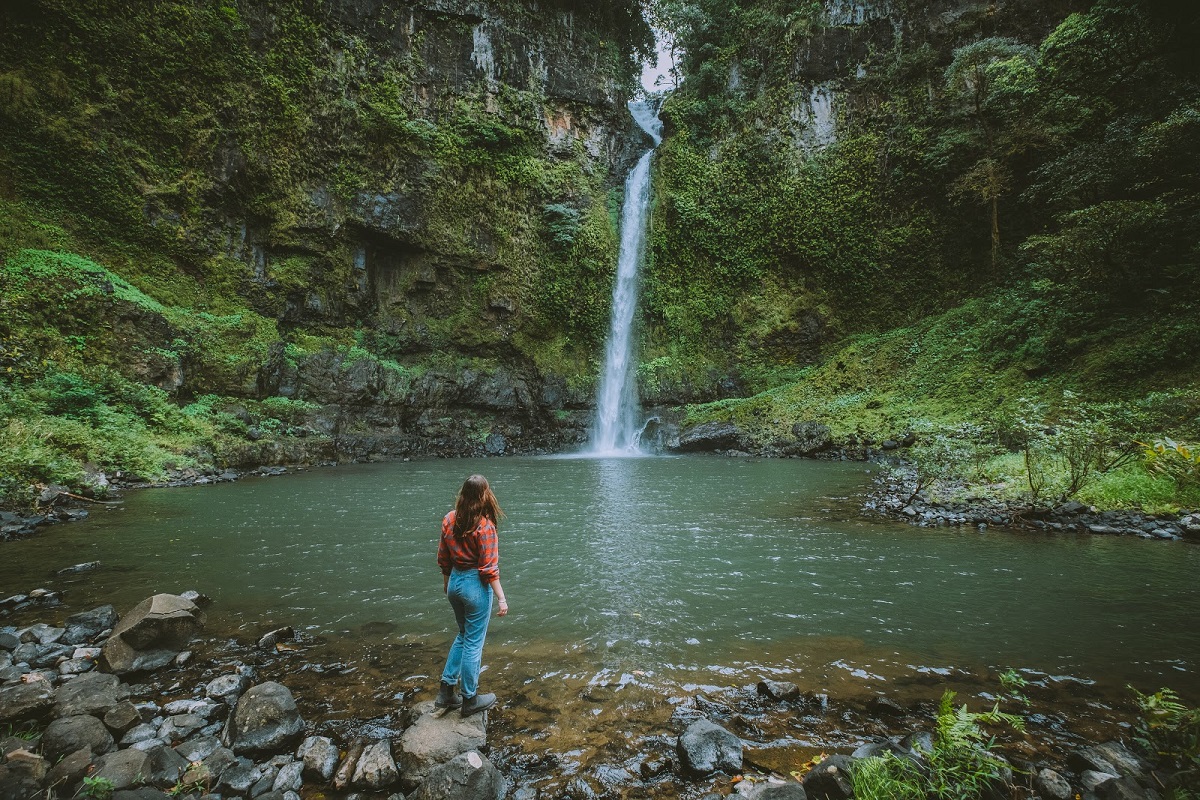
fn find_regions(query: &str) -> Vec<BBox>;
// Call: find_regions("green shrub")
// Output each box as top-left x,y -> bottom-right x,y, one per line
1132,686 -> 1200,789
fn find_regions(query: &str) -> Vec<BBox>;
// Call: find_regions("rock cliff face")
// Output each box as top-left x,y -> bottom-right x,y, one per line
0,1 -> 652,467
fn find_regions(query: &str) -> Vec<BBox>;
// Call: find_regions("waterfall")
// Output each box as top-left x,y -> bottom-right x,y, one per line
588,100 -> 662,455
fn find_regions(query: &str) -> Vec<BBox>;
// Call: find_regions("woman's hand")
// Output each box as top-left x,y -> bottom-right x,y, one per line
496,598 -> 509,617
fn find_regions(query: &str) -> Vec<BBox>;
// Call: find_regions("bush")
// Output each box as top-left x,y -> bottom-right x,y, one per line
1132,686 -> 1199,788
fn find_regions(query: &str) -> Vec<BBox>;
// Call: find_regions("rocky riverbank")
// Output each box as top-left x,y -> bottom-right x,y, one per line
1,590 -> 1192,800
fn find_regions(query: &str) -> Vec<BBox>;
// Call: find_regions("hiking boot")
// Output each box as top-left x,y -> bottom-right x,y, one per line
460,692 -> 496,717
434,681 -> 462,709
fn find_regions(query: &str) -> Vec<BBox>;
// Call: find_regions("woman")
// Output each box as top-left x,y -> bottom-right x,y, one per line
436,474 -> 509,716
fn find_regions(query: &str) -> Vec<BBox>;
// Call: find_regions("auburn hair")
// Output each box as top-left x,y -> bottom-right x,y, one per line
453,474 -> 504,538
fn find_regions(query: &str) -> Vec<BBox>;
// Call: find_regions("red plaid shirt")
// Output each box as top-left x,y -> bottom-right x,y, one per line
437,510 -> 499,584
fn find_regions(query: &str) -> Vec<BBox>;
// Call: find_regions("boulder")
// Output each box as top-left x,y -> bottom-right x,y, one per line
43,714 -> 115,761
0,680 -> 54,723
789,421 -> 832,455
45,746 -> 93,791
223,681 -> 304,755
353,741 -> 399,790
801,754 -> 853,799
677,718 -> 743,776
673,422 -> 746,453
297,735 -> 339,782
407,750 -> 505,800
207,673 -> 251,706
62,605 -> 118,644
748,782 -> 809,799
757,680 -> 800,701
396,700 -> 487,790
101,594 -> 205,674
93,747 -> 155,791
54,671 -> 130,718
1036,768 -> 1072,800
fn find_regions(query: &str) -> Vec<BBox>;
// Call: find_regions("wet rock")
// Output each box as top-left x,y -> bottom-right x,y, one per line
164,698 -> 216,717
176,734 -> 223,762
179,590 -> 213,608
746,782 -> 810,799
159,712 -> 206,742
219,760 -> 263,795
101,594 -> 206,674
55,671 -> 130,718
1081,770 -> 1119,793
407,750 -> 504,800
56,561 -> 101,576
207,673 -> 251,705
112,789 -> 171,800
121,723 -> 160,746
43,714 -> 115,760
145,744 -> 192,789
677,718 -> 742,777
203,747 -> 238,783
273,760 -> 304,793
93,747 -> 155,791
789,421 -> 832,455
801,754 -> 854,799
757,680 -> 800,701
673,422 -> 747,453
223,681 -> 304,755
1036,768 -> 1072,800
297,735 -> 339,782
21,623 -> 66,645
0,680 -> 54,723
250,765 -> 280,797
1093,741 -> 1149,776
866,695 -> 905,716
353,741 -> 399,790
45,746 -> 93,791
1070,747 -> 1119,776
59,657 -> 95,675
397,700 -> 487,790
1103,777 -> 1159,800
334,739 -> 366,791
0,631 -> 19,651
257,627 -> 294,651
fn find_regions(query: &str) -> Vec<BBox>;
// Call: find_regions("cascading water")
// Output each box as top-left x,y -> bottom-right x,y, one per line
589,100 -> 662,455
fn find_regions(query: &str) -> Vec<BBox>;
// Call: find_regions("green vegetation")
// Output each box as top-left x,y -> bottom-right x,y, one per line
850,690 -> 1023,800
78,776 -> 116,800
1132,687 -> 1200,796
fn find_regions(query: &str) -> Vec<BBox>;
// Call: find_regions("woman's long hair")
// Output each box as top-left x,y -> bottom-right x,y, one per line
453,474 -> 504,538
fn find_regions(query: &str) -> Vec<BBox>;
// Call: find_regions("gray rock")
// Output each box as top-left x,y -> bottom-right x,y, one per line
0,632 -> 19,651
144,744 -> 193,789
220,761 -> 263,795
407,750 -> 504,800
251,765 -> 280,797
223,681 -> 304,755
207,673 -> 251,705
484,433 -> 507,455
159,712 -> 206,742
396,700 -> 487,790
1093,741 -> 1149,776
1103,776 -> 1160,800
0,680 -> 54,723
63,605 -> 118,644
58,657 -> 95,675
334,738 -> 366,791
101,594 -> 206,674
176,734 -> 223,762
43,713 -> 115,760
122,722 -> 161,746
1081,770 -> 1119,793
1070,747 -> 1119,776
0,748 -> 49,794
789,421 -> 832,454
673,421 -> 746,453
353,741 -> 399,790
111,790 -> 170,800
163,698 -> 212,716
93,747 -> 155,790
297,735 -> 339,782
45,745 -> 93,792
800,754 -> 852,799
257,627 -> 294,651
273,760 -> 304,793
54,669 -> 130,718
677,718 -> 742,776
757,680 -> 800,701
1036,768 -> 1072,800
747,782 -> 809,799
202,746 -> 238,783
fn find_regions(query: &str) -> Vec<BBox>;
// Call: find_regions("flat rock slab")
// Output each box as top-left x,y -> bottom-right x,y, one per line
397,700 -> 487,791
54,670 -> 130,718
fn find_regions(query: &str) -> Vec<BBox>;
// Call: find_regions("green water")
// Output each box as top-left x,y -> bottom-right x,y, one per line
4,456 -> 1198,699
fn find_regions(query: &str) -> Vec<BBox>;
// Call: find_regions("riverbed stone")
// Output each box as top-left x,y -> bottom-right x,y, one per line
93,747 -> 155,790
677,718 -> 742,777
1081,770 -> 1120,793
219,760 -> 263,795
0,748 -> 49,797
224,681 -> 304,755
407,750 -> 504,800
176,734 -> 223,762
297,735 -> 339,782
0,680 -> 54,723
160,712 -> 206,742
54,670 -> 130,717
207,673 -> 251,705
45,745 -> 93,791
104,701 -> 143,734
334,739 -> 366,791
102,594 -> 206,674
747,782 -> 809,799
801,754 -> 853,799
111,790 -> 171,800
146,744 -> 192,789
43,713 -> 115,760
353,741 -> 399,790
1036,768 -> 1072,800
1071,747 -> 1120,776
1094,741 -> 1149,776
396,700 -> 487,790
273,760 -> 304,793
63,605 -> 119,645
757,680 -> 800,701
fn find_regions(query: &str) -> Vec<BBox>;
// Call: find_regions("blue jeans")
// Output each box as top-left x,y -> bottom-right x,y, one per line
440,567 -> 493,698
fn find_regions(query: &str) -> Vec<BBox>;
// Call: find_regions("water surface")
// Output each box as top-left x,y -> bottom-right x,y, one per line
4,456 -> 1198,700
